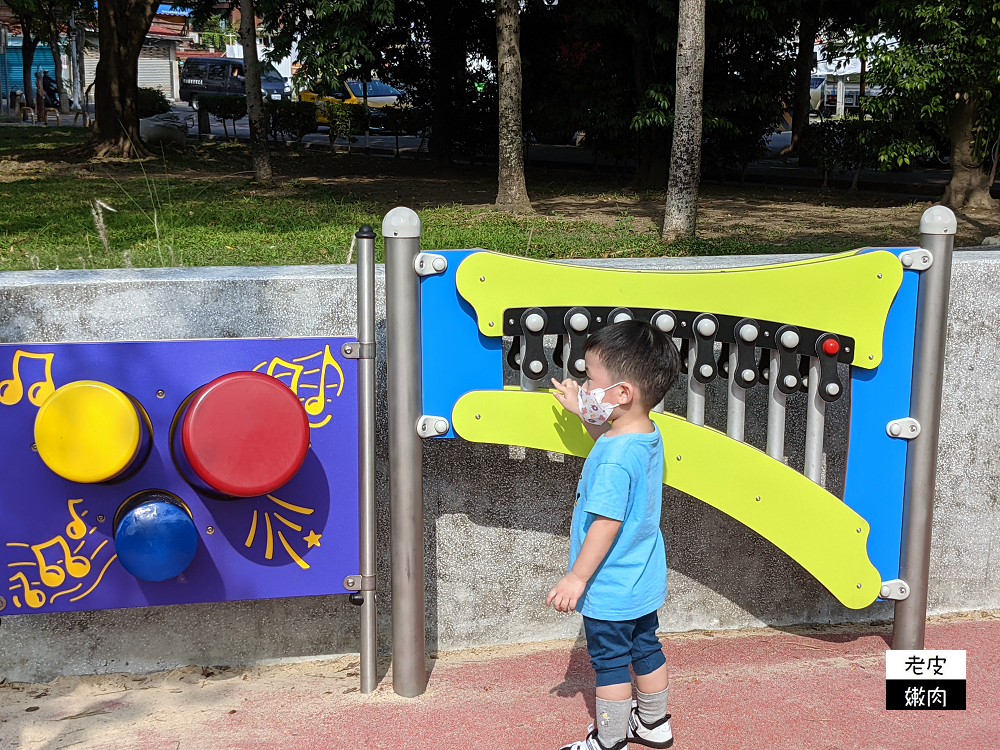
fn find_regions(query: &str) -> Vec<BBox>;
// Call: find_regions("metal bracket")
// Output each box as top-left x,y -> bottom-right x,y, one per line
898,248 -> 933,270
417,415 -> 450,438
879,579 -> 910,601
414,252 -> 448,277
341,342 -> 375,359
886,417 -> 921,439
343,575 -> 376,591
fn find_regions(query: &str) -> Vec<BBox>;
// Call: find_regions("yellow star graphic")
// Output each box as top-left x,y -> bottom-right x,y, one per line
303,530 -> 322,548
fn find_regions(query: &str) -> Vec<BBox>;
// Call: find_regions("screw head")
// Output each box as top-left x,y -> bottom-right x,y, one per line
434,419 -> 448,433
676,455 -> 682,461
30,443 -> 37,451
569,313 -> 590,332
877,273 -> 883,279
699,364 -> 714,378
741,368 -> 756,382
596,317 -> 602,323
869,354 -> 874,360
346,577 -> 356,587
783,375 -> 797,389
755,496 -> 761,502
857,583 -> 862,589
488,321 -> 494,327
525,313 -> 545,333
480,276 -> 485,282
780,330 -> 799,349
156,389 -> 165,398
529,360 -> 544,373
0,595 -> 5,611
345,345 -> 353,354
654,313 -> 675,333
739,324 -> 758,342
856,527 -> 862,533
206,526 -> 215,535
826,383 -> 840,397
432,257 -> 446,272
96,514 -> 106,523
475,414 -> 481,419
909,424 -> 917,433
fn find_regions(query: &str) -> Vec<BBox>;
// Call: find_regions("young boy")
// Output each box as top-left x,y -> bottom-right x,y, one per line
548,319 -> 681,750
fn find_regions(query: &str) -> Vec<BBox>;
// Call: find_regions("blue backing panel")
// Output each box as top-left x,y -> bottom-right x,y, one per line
843,264 -> 919,582
0,338 -> 359,615
421,250 -> 502,438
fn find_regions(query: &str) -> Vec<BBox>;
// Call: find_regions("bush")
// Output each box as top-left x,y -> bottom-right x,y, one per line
137,87 -> 171,119
265,99 -> 317,147
199,95 -> 247,139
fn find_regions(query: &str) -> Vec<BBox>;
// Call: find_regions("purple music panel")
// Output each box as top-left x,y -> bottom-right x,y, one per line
0,338 -> 359,615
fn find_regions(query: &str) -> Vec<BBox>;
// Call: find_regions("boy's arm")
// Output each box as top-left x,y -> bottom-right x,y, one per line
546,516 -> 622,613
550,377 -> 612,441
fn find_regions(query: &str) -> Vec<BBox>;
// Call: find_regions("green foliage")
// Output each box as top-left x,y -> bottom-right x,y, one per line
265,99 -> 318,143
837,0 -> 1000,168
136,87 -> 171,119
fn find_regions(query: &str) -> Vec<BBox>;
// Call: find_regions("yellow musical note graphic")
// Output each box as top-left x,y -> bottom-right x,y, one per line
31,535 -> 91,588
8,572 -> 46,608
302,345 -> 343,427
65,499 -> 87,540
0,350 -> 55,406
264,357 -> 304,392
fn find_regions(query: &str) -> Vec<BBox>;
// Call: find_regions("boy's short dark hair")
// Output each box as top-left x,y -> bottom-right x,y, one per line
583,319 -> 680,409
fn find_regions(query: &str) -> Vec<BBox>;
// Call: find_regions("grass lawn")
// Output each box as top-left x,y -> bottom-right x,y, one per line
1,127 -> 996,272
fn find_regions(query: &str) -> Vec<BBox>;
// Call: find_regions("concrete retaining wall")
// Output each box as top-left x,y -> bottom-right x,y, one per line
0,252 -> 997,683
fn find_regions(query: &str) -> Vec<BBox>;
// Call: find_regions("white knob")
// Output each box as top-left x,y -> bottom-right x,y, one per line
569,313 -> 589,332
783,375 -> 797,389
739,324 -> 758,342
826,383 -> 840,397
574,358 -> 586,372
780,330 -> 799,349
613,312 -> 632,324
434,419 -> 448,433
525,313 -> 545,333
889,422 -> 902,436
741,368 -> 755,381
654,313 -> 675,333
529,360 -> 544,373
432,256 -> 447,272
513,353 -> 521,365
900,253 -> 913,268
696,318 -> 717,337
801,376 -> 809,387
699,364 -> 714,378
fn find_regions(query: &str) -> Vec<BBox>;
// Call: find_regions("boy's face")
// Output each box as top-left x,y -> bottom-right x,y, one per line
583,350 -> 639,409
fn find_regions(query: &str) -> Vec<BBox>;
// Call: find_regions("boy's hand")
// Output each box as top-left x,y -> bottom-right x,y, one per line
546,571 -> 587,613
551,378 -> 582,417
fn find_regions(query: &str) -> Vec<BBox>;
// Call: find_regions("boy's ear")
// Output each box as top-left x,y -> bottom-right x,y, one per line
619,381 -> 636,405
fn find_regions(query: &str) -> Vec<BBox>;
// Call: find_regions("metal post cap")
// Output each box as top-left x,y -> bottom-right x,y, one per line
382,207 -> 421,238
919,206 -> 957,235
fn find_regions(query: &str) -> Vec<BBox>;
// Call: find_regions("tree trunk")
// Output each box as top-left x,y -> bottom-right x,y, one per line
495,0 -> 531,213
239,0 -> 273,184
18,22 -> 38,105
941,94 -> 997,210
91,0 -> 157,158
788,11 -> 819,155
48,26 -> 69,115
662,0 -> 705,242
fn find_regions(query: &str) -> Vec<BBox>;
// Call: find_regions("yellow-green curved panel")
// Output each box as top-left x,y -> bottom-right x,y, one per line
455,250 -> 902,367
452,390 -> 882,609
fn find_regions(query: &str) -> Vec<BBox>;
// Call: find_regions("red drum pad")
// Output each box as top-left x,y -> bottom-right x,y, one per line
181,371 -> 310,497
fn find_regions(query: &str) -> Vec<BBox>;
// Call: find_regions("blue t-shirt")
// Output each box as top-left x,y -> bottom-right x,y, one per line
569,425 -> 666,621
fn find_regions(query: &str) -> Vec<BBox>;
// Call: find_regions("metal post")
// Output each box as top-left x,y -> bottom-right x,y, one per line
766,350 -> 785,461
355,225 -> 378,694
383,207 -> 427,696
686,345 -> 705,426
893,206 -> 956,650
726,346 -> 745,441
519,338 -> 538,392
804,356 -> 826,484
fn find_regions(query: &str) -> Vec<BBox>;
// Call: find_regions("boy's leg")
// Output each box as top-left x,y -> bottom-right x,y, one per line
628,611 -> 673,748
581,617 -> 635,750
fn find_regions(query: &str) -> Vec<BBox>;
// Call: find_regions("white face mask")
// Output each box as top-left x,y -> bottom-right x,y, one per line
577,382 -> 625,426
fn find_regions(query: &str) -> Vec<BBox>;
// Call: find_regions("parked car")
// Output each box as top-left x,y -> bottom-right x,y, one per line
180,57 -> 290,109
344,80 -> 404,108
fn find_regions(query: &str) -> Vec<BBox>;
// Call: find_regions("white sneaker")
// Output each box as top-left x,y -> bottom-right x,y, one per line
626,708 -> 674,748
559,727 -> 628,750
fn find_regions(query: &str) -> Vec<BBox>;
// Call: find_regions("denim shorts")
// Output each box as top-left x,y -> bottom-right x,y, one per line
583,610 -> 666,687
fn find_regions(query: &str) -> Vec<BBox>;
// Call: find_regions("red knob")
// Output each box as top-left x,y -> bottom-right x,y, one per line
822,338 -> 840,356
176,371 -> 309,497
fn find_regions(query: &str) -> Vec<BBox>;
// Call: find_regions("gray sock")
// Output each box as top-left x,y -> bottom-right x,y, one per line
594,697 -> 631,748
636,686 -> 669,724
